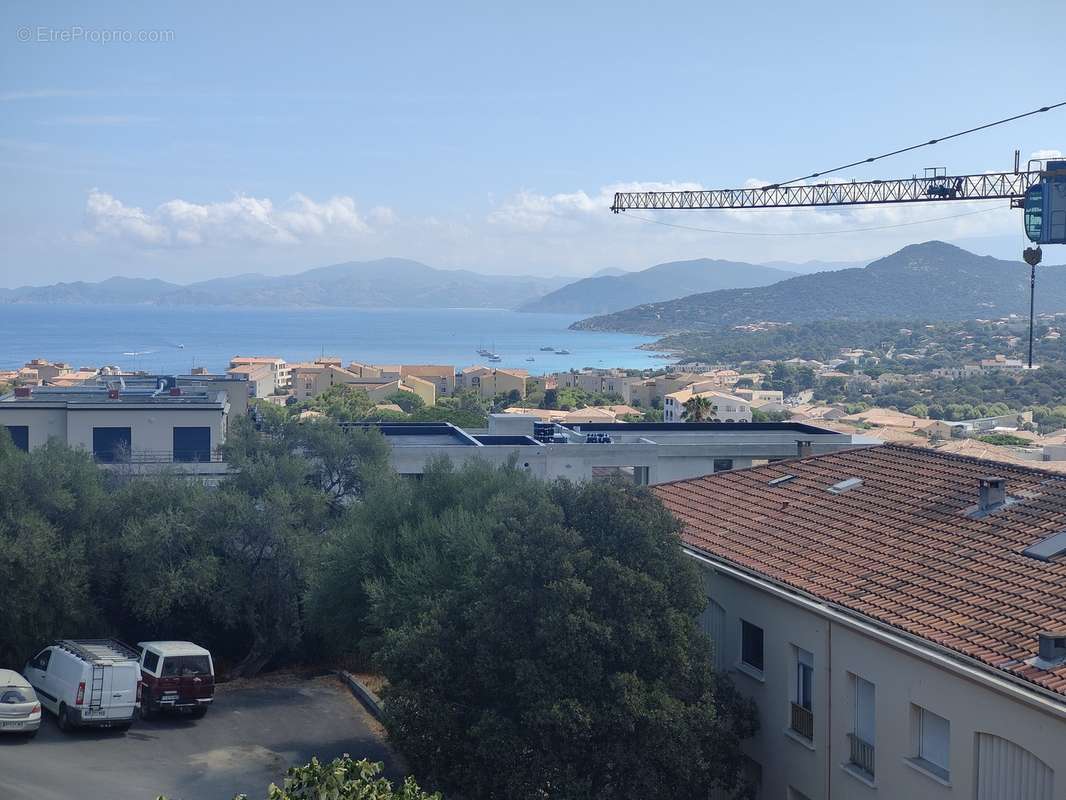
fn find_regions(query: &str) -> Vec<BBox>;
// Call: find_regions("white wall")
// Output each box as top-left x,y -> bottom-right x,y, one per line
0,403 -> 226,459
695,559 -> 1066,799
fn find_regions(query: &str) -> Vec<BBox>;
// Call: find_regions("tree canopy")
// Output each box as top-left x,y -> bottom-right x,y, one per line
316,461 -> 759,799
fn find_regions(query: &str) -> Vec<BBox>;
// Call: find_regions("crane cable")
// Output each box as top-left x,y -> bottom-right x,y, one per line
621,205 -> 1001,237
768,100 -> 1066,188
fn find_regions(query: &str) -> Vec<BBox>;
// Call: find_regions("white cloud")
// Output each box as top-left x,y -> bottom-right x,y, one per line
487,181 -> 703,231
1030,149 -> 1063,161
82,190 -> 386,248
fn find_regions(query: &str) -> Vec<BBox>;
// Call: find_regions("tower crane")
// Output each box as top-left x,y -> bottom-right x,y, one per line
611,135 -> 1066,368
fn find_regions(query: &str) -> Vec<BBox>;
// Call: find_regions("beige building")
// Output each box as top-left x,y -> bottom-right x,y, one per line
625,373 -> 702,408
401,365 -> 456,396
458,366 -> 528,400
291,360 -> 436,407
658,445 -> 1066,799
663,388 -> 752,423
555,369 -> 634,396
23,358 -> 74,383
733,388 -> 785,406
226,362 -> 276,398
228,356 -> 291,393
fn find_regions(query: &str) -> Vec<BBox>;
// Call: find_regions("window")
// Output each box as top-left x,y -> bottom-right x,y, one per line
713,459 -> 734,472
173,426 -> 211,462
910,705 -> 950,781
790,647 -> 814,740
976,734 -> 1053,800
4,425 -> 28,452
849,675 -> 876,777
142,650 -> 160,673
698,598 -> 726,671
92,426 -> 131,462
160,655 -> 211,677
31,650 -> 50,671
795,648 -> 813,710
740,620 -> 763,672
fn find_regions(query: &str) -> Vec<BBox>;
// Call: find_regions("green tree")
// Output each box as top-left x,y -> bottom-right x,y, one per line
363,464 -> 758,800
385,390 -> 425,414
682,395 -> 713,422
158,757 -> 439,800
906,402 -> 929,418
0,436 -> 102,664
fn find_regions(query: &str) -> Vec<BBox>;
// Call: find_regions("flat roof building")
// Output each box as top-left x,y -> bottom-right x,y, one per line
0,379 -> 229,477
344,415 -> 873,486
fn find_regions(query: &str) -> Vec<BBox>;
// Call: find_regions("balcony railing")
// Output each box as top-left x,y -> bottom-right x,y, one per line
93,449 -> 224,464
848,733 -> 875,777
790,702 -> 814,741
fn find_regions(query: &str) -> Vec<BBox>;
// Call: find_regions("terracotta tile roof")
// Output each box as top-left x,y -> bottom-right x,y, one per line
654,443 -> 1066,700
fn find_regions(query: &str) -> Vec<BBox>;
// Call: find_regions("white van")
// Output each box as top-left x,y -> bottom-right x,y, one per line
24,639 -> 140,732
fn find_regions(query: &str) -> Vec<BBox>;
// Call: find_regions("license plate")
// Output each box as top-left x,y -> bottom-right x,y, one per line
83,709 -> 105,717
0,721 -> 24,728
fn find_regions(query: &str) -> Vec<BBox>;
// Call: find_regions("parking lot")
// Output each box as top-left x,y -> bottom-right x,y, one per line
0,673 -> 396,800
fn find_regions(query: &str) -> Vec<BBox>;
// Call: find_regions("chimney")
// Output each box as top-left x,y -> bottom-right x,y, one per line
1038,632 -> 1066,663
14,386 -> 31,398
978,476 -> 1007,511
797,440 -> 813,458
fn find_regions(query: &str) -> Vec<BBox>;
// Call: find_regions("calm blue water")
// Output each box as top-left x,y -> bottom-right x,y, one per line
0,304 -> 667,374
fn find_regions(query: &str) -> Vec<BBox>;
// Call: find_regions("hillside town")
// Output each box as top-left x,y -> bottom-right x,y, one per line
5,344 -> 1066,477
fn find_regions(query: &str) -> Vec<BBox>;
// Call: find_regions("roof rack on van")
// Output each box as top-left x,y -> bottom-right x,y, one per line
55,639 -> 140,664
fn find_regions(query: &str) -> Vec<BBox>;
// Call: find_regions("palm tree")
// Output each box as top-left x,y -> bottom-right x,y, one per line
682,395 -> 713,423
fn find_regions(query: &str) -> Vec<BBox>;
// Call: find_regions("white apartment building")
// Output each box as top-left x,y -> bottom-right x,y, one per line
663,387 -> 753,423
657,445 -> 1066,799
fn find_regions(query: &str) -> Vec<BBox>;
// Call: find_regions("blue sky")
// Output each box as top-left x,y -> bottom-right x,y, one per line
1,0 -> 1063,286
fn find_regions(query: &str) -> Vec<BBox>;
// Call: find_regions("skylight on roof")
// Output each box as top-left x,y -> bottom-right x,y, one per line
768,474 -> 796,486
1023,530 -> 1066,562
827,477 -> 862,494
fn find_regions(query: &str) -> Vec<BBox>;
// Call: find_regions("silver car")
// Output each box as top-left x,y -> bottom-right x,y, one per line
0,668 -> 42,737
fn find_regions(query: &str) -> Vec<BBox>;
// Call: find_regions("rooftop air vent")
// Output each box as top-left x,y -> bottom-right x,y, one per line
768,474 -> 796,486
1038,632 -> 1066,664
14,386 -> 31,398
827,477 -> 862,494
1022,529 -> 1066,562
978,476 -> 1007,512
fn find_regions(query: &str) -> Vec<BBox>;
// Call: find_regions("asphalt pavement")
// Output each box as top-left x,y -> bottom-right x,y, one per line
0,673 -> 395,800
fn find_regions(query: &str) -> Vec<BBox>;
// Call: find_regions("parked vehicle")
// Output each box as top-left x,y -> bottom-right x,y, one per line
137,641 -> 214,719
23,640 -> 140,732
0,669 -> 41,737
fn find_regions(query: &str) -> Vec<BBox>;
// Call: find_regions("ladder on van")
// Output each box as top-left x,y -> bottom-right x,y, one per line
89,664 -> 105,709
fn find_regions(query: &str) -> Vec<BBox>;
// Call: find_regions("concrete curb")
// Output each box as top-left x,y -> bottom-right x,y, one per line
336,670 -> 386,722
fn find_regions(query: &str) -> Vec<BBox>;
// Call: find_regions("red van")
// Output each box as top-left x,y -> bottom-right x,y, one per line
136,641 -> 214,719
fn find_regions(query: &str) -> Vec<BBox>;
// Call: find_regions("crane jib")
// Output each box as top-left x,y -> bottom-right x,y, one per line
610,170 -> 1044,212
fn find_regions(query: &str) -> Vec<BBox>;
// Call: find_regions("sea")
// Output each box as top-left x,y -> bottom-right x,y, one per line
0,304 -> 670,375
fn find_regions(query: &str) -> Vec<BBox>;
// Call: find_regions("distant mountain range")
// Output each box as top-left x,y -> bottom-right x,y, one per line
571,242 -> 1066,334
0,255 -> 863,312
0,259 -> 570,310
517,258 -> 798,314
